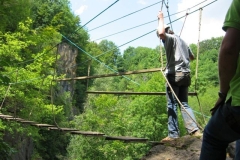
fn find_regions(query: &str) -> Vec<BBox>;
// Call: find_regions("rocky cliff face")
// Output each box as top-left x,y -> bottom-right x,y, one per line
141,135 -> 235,160
57,42 -> 78,95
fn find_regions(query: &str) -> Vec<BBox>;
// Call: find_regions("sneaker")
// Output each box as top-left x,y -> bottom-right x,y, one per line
191,130 -> 203,137
160,136 -> 178,143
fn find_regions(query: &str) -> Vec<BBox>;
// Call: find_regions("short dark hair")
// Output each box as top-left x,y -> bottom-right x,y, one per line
165,28 -> 174,34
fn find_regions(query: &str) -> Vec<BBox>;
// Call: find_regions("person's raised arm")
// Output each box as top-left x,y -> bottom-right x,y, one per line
157,11 -> 166,40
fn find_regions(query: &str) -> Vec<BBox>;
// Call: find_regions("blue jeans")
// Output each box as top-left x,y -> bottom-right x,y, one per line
166,83 -> 199,138
200,101 -> 240,160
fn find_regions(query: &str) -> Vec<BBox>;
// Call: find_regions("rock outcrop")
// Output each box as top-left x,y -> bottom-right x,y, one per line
141,135 -> 235,160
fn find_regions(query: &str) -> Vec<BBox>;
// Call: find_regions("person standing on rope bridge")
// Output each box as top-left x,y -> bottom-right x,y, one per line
200,0 -> 240,159
156,11 -> 201,142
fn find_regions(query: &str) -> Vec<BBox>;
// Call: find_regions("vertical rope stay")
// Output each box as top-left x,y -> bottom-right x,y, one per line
195,8 -> 207,125
13,67 -> 20,118
87,60 -> 92,90
195,8 -> 202,89
51,44 -> 60,128
179,9 -> 189,37
0,84 -> 11,111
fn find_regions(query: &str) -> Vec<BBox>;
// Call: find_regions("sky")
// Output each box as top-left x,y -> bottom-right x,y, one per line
69,0 -> 232,53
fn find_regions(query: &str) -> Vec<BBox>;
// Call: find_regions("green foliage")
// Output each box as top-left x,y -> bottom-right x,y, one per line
199,37 -> 223,54
98,40 -> 121,71
123,46 -> 160,71
0,0 -> 31,32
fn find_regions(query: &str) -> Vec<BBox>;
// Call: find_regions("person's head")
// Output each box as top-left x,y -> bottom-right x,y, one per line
165,25 -> 174,34
156,25 -> 174,37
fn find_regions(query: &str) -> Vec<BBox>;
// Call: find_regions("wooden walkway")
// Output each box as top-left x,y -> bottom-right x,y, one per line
86,91 -> 197,96
0,113 -> 152,143
54,68 -> 163,81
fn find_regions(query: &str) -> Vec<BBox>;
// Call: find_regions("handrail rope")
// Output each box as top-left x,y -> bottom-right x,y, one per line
61,34 -> 140,86
76,0 -> 119,32
89,1 -> 163,32
65,0 -> 217,75
93,0 -> 209,41
50,44 -> 60,128
88,0 -> 208,33
0,84 -> 11,111
195,8 -> 207,125
179,9 -> 189,37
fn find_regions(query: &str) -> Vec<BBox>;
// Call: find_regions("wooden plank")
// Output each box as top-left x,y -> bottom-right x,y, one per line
86,91 -> 197,96
31,124 -> 55,127
104,136 -> 148,143
20,121 -> 36,124
54,68 -> 163,81
0,115 -> 13,118
148,141 -> 165,146
48,127 -> 79,131
70,131 -> 105,136
5,117 -> 24,121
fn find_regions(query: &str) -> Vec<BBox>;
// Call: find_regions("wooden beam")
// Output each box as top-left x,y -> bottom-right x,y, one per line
54,68 -> 163,81
104,136 -> 148,143
70,131 -> 105,136
48,127 -> 79,132
31,124 -> 55,127
19,120 -> 36,124
0,114 -> 13,118
86,91 -> 197,96
5,117 -> 24,121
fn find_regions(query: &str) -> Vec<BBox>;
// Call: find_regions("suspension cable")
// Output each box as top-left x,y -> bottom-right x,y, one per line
68,0 -> 218,71
164,0 -> 173,31
179,9 -> 189,37
89,1 -> 162,32
76,0 -> 119,32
